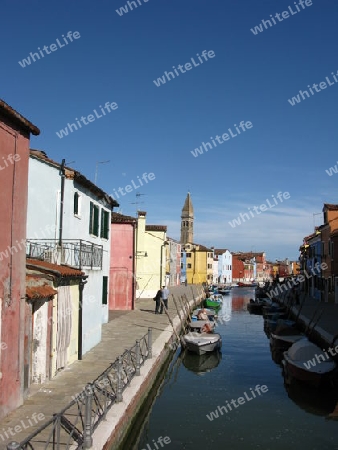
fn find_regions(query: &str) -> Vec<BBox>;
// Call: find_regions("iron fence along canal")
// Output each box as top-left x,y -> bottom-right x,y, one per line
6,329 -> 153,450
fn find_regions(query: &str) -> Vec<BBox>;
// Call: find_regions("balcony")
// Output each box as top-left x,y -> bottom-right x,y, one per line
26,239 -> 103,270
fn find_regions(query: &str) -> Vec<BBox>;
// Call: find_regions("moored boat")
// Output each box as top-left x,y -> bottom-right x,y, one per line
218,287 -> 232,295
282,339 -> 337,387
205,294 -> 223,309
181,332 -> 222,355
237,282 -> 255,287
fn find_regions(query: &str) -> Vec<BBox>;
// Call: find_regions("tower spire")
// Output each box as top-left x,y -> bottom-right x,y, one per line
180,192 -> 194,244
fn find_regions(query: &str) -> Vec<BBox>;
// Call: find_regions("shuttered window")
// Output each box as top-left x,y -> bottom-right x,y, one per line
89,202 -> 99,236
100,209 -> 110,239
102,276 -> 108,305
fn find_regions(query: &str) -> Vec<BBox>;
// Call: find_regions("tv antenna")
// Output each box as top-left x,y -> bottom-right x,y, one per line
131,192 -> 146,215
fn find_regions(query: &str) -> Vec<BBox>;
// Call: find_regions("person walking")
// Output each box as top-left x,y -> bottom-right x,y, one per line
154,288 -> 162,314
160,285 -> 169,314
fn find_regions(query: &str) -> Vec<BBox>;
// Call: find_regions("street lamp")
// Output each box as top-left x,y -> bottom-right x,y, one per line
94,160 -> 110,185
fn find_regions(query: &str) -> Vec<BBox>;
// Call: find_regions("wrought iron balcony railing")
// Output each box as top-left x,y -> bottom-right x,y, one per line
26,239 -> 103,270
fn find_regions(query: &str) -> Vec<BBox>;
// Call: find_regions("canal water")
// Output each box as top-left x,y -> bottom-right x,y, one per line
120,288 -> 338,450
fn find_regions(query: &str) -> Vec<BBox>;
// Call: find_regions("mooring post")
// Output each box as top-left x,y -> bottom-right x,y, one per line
135,339 -> 141,376
116,356 -> 123,402
7,443 -> 21,450
148,327 -> 152,358
83,384 -> 93,449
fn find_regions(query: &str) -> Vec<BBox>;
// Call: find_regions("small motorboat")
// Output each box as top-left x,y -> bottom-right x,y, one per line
181,332 -> 222,355
218,287 -> 231,295
282,339 -> 337,387
192,308 -> 217,321
270,324 -> 306,364
247,301 -> 263,315
265,318 -> 295,332
237,282 -> 255,288
187,320 -> 216,333
205,294 -> 223,309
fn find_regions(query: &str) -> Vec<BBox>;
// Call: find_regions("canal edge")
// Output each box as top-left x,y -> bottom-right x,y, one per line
92,290 -> 205,450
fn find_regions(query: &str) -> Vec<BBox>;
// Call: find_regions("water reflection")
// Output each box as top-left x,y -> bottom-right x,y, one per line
180,349 -> 222,375
282,376 -> 338,417
120,288 -> 338,450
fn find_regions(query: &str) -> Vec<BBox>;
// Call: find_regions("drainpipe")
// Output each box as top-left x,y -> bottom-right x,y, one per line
132,221 -> 136,309
78,276 -> 88,360
58,159 -> 65,246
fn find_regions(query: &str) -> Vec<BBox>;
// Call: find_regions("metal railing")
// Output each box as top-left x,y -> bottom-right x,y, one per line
7,329 -> 152,450
26,239 -> 103,270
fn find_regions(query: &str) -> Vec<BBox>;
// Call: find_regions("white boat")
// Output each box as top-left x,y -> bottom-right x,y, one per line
181,332 -> 222,355
282,338 -> 337,387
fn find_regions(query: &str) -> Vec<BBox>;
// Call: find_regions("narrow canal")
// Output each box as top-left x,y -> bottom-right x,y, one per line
120,288 -> 338,450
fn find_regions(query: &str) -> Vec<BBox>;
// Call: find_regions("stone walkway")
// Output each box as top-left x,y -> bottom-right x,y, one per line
0,285 -> 203,449
278,291 -> 338,346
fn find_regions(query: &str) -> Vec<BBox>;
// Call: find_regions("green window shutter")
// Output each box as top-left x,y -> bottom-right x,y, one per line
105,211 -> 109,239
89,202 -> 93,234
74,192 -> 79,215
93,205 -> 99,236
100,210 -> 110,239
100,209 -> 104,238
102,276 -> 108,305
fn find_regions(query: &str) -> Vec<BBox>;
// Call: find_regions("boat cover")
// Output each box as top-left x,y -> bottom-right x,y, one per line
288,339 -> 331,361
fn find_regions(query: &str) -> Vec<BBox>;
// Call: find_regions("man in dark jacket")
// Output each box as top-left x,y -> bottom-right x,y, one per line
154,288 -> 162,314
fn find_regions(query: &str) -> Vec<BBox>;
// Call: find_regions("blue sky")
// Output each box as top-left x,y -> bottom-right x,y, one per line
1,0 -> 338,261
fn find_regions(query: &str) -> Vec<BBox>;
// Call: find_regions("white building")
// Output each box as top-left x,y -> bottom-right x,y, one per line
215,249 -> 232,284
26,150 -> 118,356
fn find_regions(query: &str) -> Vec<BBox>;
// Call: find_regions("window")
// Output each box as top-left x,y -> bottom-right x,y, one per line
207,264 -> 212,269
187,263 -> 192,269
100,209 -> 110,239
102,276 -> 108,305
89,202 -> 99,236
186,253 -> 192,258
74,192 -> 81,216
181,263 -> 183,269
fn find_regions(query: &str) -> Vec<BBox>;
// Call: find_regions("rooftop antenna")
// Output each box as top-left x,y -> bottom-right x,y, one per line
131,192 -> 145,215
94,160 -> 110,185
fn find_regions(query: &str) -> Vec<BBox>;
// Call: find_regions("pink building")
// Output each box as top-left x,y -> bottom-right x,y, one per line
0,99 -> 39,419
109,213 -> 136,310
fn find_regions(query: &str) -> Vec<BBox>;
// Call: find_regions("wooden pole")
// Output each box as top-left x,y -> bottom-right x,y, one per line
172,295 -> 186,333
190,286 -> 198,308
181,295 -> 192,322
178,294 -> 189,318
159,299 -> 180,343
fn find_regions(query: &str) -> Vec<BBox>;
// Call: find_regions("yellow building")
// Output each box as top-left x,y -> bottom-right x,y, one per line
135,211 -> 168,299
184,243 -> 213,284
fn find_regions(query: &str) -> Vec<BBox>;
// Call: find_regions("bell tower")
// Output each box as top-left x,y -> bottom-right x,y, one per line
180,192 -> 194,245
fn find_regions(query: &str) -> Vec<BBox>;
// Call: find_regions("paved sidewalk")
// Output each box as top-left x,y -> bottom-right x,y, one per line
278,292 -> 338,346
0,286 -> 203,449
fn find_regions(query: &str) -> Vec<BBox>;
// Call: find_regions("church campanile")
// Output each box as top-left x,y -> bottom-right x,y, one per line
180,192 -> 194,245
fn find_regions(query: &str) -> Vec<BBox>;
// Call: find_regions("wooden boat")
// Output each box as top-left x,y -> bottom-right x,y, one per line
265,318 -> 295,333
192,308 -> 216,317
205,294 -> 223,309
187,320 -> 216,333
247,301 -> 263,315
282,339 -> 337,387
237,282 -> 255,287
218,287 -> 231,295
270,324 -> 305,364
181,332 -> 222,355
